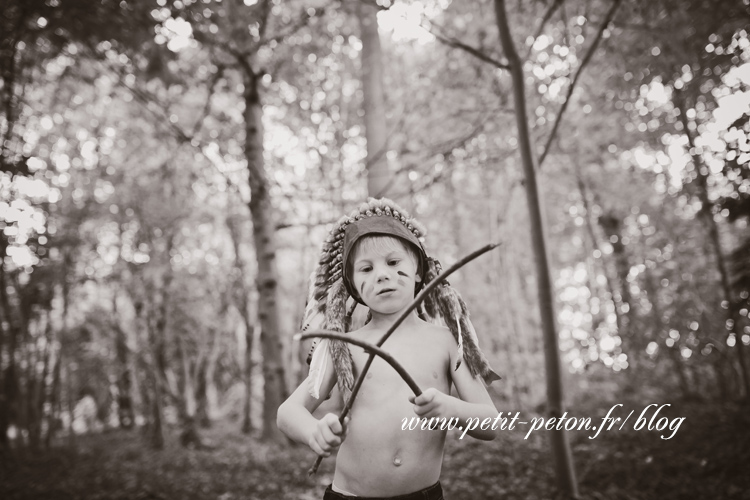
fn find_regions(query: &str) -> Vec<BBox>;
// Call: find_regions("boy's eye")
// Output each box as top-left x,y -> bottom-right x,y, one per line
388,259 -> 400,266
359,266 -> 372,273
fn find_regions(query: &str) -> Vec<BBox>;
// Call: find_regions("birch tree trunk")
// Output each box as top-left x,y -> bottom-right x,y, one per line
242,68 -> 287,442
494,0 -> 579,496
226,212 -> 257,434
357,0 -> 390,198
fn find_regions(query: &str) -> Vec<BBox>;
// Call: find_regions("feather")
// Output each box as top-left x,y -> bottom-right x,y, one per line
302,271 -> 326,332
302,270 -> 326,366
455,313 -> 463,371
325,279 -> 354,402
465,318 -> 502,385
302,304 -> 325,333
307,338 -> 330,399
430,281 -> 501,385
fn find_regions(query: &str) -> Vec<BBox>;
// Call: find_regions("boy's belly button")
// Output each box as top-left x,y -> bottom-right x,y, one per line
393,448 -> 403,466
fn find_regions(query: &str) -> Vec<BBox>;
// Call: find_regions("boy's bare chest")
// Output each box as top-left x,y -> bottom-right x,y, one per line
348,333 -> 450,393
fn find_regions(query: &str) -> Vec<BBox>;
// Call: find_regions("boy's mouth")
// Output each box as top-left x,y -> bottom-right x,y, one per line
377,287 -> 396,295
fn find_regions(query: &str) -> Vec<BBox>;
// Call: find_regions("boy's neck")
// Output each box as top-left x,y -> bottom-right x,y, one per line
365,309 -> 421,331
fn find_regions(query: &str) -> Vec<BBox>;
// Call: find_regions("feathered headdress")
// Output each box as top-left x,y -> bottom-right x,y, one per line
302,198 -> 499,402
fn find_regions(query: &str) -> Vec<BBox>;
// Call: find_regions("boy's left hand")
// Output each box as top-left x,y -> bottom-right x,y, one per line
409,388 -> 454,419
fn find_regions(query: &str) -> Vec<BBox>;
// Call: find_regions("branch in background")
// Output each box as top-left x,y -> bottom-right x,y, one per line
354,0 -> 393,11
573,163 -> 623,333
276,218 -> 335,231
85,44 -> 249,195
538,0 -> 623,168
89,48 -> 191,141
421,19 -> 510,70
257,2 -> 334,49
525,0 -> 565,60
378,105 -> 511,198
190,63 -> 225,138
255,0 -> 273,44
560,0 -> 570,46
405,149 -> 519,199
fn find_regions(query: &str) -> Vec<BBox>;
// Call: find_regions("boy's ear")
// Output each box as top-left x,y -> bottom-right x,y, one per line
415,274 -> 422,283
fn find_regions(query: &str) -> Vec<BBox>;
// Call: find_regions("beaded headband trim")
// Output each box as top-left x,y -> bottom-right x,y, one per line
321,200 -> 427,287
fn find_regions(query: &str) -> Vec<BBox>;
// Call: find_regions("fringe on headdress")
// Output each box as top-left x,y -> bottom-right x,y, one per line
303,198 -> 499,402
422,258 -> 500,385
325,279 -> 355,401
305,278 -> 355,402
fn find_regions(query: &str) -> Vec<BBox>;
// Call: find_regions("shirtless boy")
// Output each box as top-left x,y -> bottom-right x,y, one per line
277,198 -> 499,500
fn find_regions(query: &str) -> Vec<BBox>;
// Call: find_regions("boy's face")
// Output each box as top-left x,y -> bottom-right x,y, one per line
350,237 -> 420,315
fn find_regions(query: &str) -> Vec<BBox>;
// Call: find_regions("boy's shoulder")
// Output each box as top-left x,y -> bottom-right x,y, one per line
412,321 -> 458,356
415,320 -> 454,342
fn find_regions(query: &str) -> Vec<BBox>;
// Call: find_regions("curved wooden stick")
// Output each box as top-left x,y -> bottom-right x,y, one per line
298,331 -> 422,396
305,242 -> 500,475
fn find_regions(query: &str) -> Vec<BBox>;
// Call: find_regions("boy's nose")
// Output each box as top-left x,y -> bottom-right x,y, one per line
376,268 -> 391,282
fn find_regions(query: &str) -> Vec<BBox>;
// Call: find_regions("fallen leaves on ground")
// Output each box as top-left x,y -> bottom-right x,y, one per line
1,400 -> 748,500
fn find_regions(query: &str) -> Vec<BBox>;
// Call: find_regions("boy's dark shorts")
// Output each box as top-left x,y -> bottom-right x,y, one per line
323,481 -> 444,500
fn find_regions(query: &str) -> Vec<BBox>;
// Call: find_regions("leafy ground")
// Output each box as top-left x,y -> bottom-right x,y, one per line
1,399 -> 749,500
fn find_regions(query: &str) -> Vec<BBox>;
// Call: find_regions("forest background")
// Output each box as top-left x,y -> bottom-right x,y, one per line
2,0 -> 750,499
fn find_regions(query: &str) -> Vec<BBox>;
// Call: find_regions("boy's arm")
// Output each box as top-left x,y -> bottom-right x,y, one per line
410,329 -> 498,441
277,349 -> 347,456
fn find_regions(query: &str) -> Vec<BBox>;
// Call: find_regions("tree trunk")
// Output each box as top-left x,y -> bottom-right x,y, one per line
575,173 -> 625,350
64,363 -> 76,448
136,298 -> 164,450
144,322 -> 166,450
177,334 -> 202,449
28,329 -> 51,452
195,358 -> 210,428
243,68 -> 287,442
114,296 -> 135,429
642,272 -> 693,397
357,0 -> 390,198
196,325 -> 220,428
45,349 -> 62,449
242,324 -> 256,435
494,1 -> 579,496
226,212 -> 257,435
147,358 -> 165,449
0,256 -> 16,448
149,237 -> 176,449
597,211 -> 644,372
242,320 -> 255,434
492,252 -> 524,409
597,213 -> 632,326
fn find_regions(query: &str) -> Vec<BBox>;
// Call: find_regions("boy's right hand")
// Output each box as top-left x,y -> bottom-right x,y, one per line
309,413 -> 349,457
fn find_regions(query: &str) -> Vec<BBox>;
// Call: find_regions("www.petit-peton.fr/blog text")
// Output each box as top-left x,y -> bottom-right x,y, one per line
401,404 -> 685,440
